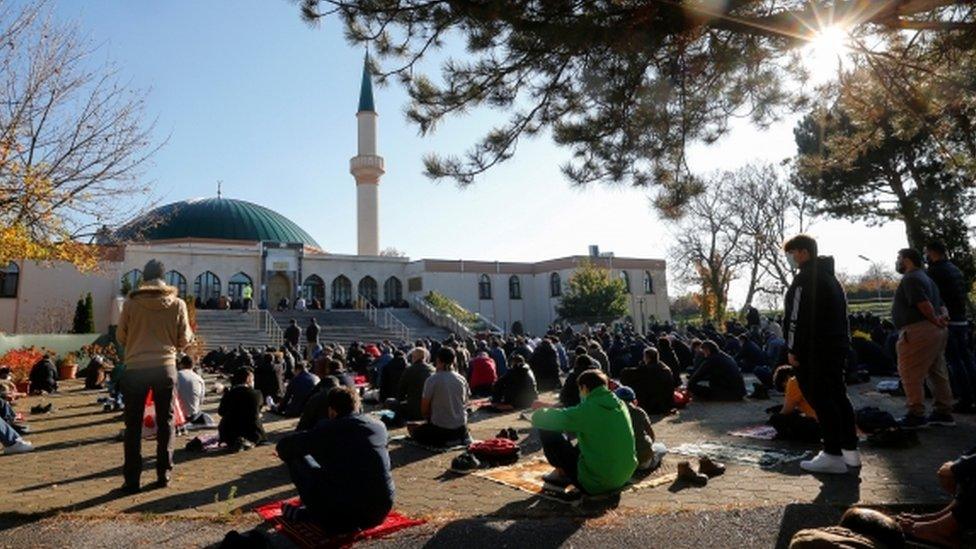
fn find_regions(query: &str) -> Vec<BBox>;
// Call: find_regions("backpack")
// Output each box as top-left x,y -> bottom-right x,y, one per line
468,438 -> 519,466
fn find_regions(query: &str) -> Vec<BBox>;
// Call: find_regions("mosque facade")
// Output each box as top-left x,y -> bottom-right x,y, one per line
0,60 -> 669,337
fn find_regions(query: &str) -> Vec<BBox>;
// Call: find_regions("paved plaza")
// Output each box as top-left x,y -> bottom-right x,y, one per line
1,377 -> 973,548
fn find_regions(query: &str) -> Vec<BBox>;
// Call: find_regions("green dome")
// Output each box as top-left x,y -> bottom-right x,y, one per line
115,197 -> 320,247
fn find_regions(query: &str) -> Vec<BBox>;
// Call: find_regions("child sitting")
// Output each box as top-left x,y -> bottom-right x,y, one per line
614,386 -> 665,471
767,365 -> 820,442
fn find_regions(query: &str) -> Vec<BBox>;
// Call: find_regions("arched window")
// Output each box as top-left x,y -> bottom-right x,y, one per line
358,276 -> 378,304
478,274 -> 492,300
550,272 -> 562,297
383,276 -> 403,305
121,269 -> 142,293
302,275 -> 325,305
643,270 -> 654,294
508,275 -> 521,300
332,275 -> 352,308
194,271 -> 221,302
227,272 -> 253,305
0,262 -> 19,298
165,270 -> 187,298
620,271 -> 631,293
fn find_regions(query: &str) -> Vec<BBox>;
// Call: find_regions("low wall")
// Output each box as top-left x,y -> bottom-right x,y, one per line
0,333 -> 103,357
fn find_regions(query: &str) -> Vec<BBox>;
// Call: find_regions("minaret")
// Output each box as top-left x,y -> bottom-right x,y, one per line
350,53 -> 383,256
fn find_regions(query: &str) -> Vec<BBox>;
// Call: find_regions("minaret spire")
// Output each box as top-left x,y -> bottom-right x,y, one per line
350,52 -> 383,256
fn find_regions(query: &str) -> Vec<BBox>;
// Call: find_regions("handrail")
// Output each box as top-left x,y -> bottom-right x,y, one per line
411,295 -> 503,336
252,309 -> 284,347
356,294 -> 411,343
411,295 -> 472,338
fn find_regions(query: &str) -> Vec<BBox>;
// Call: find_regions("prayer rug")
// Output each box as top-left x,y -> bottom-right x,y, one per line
254,497 -> 425,548
672,441 -> 811,469
473,457 -> 677,504
387,434 -> 473,453
727,424 -> 779,441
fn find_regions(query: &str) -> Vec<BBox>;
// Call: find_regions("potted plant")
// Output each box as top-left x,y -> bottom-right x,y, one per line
57,352 -> 79,380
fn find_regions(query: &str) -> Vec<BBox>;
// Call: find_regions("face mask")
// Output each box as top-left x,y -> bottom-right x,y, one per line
786,253 -> 798,269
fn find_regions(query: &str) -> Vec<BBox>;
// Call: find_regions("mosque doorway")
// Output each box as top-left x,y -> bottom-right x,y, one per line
268,273 -> 291,308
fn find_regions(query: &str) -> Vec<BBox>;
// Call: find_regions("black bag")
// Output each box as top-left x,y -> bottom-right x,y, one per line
855,406 -> 897,434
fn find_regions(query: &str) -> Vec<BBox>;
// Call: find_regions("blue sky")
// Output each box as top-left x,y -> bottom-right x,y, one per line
51,0 -> 907,304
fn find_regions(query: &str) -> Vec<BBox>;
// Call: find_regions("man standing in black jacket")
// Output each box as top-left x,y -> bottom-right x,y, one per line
926,241 -> 976,414
783,235 -> 859,475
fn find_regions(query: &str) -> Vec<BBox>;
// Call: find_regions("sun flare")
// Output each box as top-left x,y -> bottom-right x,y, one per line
803,25 -> 850,82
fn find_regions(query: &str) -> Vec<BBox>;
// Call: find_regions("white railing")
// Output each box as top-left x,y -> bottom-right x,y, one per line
252,309 -> 284,347
410,295 -> 503,337
356,294 -> 412,343
412,296 -> 471,338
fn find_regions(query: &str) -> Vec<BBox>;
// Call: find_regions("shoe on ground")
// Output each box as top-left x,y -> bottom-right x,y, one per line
449,452 -> 481,474
119,483 -> 141,495
11,423 -> 30,435
676,461 -> 709,486
800,451 -> 848,474
842,449 -> 862,468
505,427 -> 519,441
154,475 -> 171,489
3,439 -> 34,454
927,412 -> 956,427
542,470 -> 572,487
495,429 -> 509,440
698,456 -> 726,477
897,414 -> 929,430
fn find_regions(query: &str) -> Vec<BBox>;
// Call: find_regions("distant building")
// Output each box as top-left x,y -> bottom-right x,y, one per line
0,57 -> 668,336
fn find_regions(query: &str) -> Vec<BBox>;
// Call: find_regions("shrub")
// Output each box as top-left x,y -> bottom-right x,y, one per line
0,347 -> 46,383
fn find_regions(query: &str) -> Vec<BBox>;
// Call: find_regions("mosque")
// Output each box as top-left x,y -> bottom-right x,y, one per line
0,59 -> 670,337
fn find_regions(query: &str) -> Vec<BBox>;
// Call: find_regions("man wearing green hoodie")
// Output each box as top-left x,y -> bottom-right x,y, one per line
531,369 -> 637,494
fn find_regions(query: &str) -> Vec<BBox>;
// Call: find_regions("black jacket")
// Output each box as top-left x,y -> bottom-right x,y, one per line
29,358 -> 58,393
254,360 -> 285,401
276,414 -> 394,522
784,256 -> 850,362
927,259 -> 968,322
306,323 -> 320,342
491,365 -> 538,409
620,362 -> 675,415
379,356 -> 407,402
218,385 -> 266,444
284,325 -> 301,346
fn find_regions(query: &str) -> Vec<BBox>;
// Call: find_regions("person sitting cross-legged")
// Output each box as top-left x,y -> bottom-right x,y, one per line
217,367 -> 266,450
531,369 -> 637,495
686,340 -> 747,402
619,347 -> 676,415
176,355 -> 213,426
614,386 -> 664,472
276,361 -> 320,418
407,346 -> 471,447
390,347 -> 435,423
276,386 -> 395,534
0,415 -> 33,455
490,355 -> 538,410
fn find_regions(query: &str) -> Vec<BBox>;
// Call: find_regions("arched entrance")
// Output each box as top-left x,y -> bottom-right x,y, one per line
268,273 -> 291,309
358,276 -> 378,305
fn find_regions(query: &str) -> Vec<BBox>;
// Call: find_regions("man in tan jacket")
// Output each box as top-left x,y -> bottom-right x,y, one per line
117,259 -> 193,492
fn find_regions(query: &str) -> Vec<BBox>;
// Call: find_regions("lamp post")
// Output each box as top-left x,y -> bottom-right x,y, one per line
639,297 -> 646,335
857,254 -> 882,301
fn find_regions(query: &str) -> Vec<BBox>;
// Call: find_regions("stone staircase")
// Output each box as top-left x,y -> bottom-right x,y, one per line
193,308 -> 454,351
388,309 -> 452,341
271,310 -> 405,346
193,310 -> 279,352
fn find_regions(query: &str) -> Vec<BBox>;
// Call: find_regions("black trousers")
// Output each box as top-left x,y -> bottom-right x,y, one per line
538,429 -> 582,490
121,366 -> 176,485
796,351 -> 858,455
409,423 -> 469,446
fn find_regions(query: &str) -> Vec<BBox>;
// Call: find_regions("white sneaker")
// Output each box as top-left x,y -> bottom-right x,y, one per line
4,439 -> 34,454
800,451 -> 847,474
842,449 -> 862,468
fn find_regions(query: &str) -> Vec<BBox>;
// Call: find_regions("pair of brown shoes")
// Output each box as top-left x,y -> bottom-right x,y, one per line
677,456 -> 726,486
